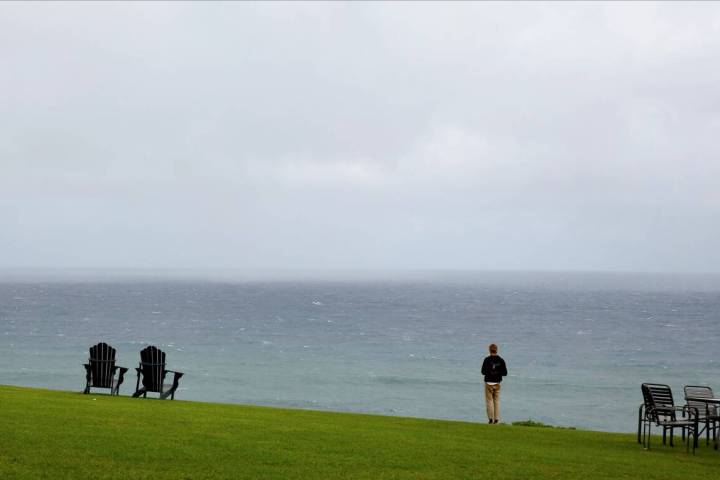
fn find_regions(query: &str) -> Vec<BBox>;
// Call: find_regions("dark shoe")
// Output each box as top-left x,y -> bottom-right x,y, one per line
493,420 -> 499,424
488,420 -> 493,424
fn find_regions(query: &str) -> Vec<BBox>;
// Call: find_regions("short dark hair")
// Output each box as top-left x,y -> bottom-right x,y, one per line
489,343 -> 498,354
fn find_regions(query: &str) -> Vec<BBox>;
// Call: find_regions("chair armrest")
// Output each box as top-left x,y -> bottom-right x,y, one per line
113,366 -> 127,388
166,370 -> 184,386
658,405 -> 699,420
651,405 -> 695,418
165,370 -> 184,382
682,405 -> 699,419
654,405 -> 688,413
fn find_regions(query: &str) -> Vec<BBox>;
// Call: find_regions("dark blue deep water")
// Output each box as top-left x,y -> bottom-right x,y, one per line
1,271 -> 718,432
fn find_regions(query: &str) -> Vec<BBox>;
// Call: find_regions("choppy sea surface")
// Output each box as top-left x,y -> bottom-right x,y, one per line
1,270 -> 718,432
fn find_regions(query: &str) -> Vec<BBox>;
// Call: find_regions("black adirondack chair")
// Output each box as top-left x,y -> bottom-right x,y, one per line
132,345 -> 184,400
83,342 -> 128,395
639,383 -> 698,453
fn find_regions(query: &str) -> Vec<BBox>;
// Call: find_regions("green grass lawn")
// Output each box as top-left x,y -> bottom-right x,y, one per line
1,385 -> 717,479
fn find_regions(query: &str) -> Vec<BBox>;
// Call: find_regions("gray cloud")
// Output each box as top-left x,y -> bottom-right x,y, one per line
1,2 -> 719,272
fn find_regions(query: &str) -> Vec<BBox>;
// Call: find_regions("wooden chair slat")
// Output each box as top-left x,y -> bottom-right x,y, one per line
89,342 -> 117,388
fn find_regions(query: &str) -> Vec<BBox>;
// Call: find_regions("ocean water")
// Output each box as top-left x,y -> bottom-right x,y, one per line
1,271 -> 718,432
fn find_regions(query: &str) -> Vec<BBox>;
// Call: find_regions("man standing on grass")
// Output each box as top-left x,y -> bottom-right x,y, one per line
481,343 -> 507,424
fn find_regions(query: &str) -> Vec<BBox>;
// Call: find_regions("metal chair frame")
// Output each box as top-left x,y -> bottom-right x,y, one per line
639,383 -> 698,454
684,385 -> 720,448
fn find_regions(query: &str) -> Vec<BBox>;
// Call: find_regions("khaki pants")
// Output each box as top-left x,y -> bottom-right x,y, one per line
485,383 -> 501,421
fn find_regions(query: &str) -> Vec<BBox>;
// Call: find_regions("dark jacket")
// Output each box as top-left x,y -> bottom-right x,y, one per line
481,355 -> 507,383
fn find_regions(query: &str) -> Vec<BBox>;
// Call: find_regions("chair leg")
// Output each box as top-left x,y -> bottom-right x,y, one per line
692,425 -> 696,454
707,421 -> 711,445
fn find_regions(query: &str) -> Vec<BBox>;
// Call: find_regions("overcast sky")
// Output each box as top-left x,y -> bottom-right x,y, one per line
1,2 -> 719,273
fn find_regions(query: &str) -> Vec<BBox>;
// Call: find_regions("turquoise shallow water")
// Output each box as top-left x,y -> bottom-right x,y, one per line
1,271 -> 718,432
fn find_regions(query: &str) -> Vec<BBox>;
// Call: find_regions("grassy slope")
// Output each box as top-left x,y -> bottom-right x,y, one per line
1,386 -> 717,479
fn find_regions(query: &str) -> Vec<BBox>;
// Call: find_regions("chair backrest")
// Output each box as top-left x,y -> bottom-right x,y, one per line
685,385 -> 715,418
139,345 -> 166,392
642,383 -> 676,421
641,383 -> 653,410
89,342 -> 117,388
